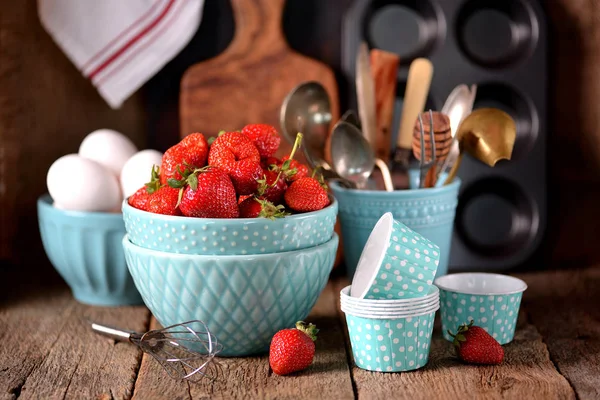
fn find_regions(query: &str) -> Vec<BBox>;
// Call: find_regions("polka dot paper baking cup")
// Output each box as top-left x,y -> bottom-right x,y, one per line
345,310 -> 436,372
122,198 -> 337,255
351,213 -> 440,300
435,273 -> 527,345
341,285 -> 439,313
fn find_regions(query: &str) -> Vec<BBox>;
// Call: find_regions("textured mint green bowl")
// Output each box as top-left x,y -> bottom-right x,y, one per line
435,273 -> 527,345
122,198 -> 337,255
330,179 -> 460,279
345,310 -> 436,372
37,194 -> 142,306
123,233 -> 339,356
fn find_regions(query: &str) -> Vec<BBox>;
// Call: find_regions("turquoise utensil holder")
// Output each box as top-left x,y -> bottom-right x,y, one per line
435,273 -> 527,345
330,178 -> 460,280
345,310 -> 436,372
37,194 -> 142,306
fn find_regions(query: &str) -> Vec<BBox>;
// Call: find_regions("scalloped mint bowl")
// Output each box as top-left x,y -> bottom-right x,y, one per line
123,233 -> 339,356
122,198 -> 337,255
37,194 -> 142,306
330,179 -> 460,279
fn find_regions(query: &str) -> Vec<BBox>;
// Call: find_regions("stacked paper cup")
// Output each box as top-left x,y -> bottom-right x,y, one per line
341,212 -> 441,372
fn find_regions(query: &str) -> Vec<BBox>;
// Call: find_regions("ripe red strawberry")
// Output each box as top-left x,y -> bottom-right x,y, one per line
128,187 -> 151,211
257,169 -> 287,205
171,167 -> 239,218
280,155 -> 309,182
208,132 -> 262,195
160,133 -> 208,184
284,176 -> 330,212
146,186 -> 181,216
449,321 -> 504,365
261,156 -> 280,170
242,124 -> 281,158
239,196 -> 289,219
269,321 -> 318,376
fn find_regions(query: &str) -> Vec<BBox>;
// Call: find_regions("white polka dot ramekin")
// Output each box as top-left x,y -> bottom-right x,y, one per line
344,310 -> 437,372
434,273 -> 527,345
351,213 -> 440,300
122,198 -> 337,255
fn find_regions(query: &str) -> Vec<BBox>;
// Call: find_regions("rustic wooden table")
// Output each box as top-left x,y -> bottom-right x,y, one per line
1,264 -> 599,400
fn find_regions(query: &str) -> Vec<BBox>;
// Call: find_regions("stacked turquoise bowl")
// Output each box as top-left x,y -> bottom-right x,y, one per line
122,199 -> 339,357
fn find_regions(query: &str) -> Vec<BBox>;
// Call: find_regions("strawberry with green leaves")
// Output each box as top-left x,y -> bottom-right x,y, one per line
269,321 -> 318,376
449,320 -> 504,365
128,187 -> 151,211
146,186 -> 182,216
242,123 -> 281,158
238,196 -> 289,219
284,171 -> 330,212
160,133 -> 209,184
208,131 -> 263,195
168,166 -> 239,218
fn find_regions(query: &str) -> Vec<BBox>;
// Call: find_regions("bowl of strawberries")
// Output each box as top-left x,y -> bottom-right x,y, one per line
122,124 -> 339,356
123,125 -> 337,255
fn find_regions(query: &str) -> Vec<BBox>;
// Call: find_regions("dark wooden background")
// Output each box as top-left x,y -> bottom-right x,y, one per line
1,0 -> 600,274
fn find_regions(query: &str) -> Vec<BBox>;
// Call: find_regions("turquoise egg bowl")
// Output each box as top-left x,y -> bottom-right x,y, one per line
330,179 -> 460,279
122,198 -> 338,255
122,233 -> 339,357
37,194 -> 143,306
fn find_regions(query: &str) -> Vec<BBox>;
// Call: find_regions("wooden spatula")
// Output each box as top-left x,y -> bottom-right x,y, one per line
179,0 -> 339,160
370,49 -> 399,162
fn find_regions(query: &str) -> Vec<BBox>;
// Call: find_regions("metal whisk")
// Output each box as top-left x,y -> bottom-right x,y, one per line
90,320 -> 223,382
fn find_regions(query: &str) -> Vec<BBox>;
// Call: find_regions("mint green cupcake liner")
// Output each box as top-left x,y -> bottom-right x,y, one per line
351,213 -> 440,300
345,310 -> 436,372
435,273 -> 527,345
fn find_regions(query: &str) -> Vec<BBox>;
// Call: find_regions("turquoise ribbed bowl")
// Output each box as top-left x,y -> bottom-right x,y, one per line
435,273 -> 527,345
123,233 -> 339,356
122,198 -> 338,255
330,179 -> 460,279
37,194 -> 143,306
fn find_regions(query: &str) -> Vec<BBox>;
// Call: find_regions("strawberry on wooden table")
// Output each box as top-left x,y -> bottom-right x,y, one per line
269,321 -> 318,376
208,131 -> 263,195
242,123 -> 281,158
449,320 -> 504,365
160,133 -> 209,184
169,166 -> 239,218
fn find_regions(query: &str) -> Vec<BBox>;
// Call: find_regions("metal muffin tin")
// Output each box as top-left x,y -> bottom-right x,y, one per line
342,0 -> 547,272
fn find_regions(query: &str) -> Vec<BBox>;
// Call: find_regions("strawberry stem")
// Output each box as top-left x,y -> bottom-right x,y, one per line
273,133 -> 303,185
295,321 -> 318,342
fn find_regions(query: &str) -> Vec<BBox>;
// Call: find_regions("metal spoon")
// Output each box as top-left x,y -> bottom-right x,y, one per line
444,108 -> 517,185
280,81 -> 333,169
330,121 -> 393,191
437,84 -> 477,180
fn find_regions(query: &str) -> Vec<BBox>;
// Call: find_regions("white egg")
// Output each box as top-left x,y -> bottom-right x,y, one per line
79,129 -> 138,177
47,154 -> 122,212
120,149 -> 164,198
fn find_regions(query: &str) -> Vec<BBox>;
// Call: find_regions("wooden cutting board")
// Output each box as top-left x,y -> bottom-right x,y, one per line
180,0 -> 339,159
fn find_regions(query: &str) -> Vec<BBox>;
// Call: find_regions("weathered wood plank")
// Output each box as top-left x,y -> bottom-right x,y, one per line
333,279 -> 575,400
0,273 -> 149,400
518,266 -> 600,400
132,282 -> 355,400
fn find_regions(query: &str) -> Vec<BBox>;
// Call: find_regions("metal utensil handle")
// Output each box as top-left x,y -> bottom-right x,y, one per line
91,322 -> 135,342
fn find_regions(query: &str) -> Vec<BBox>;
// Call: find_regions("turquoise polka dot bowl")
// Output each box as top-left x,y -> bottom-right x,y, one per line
122,198 -> 337,255
434,273 -> 527,345
330,179 -> 460,279
344,310 -> 437,372
122,233 -> 338,357
350,213 -> 440,300
37,194 -> 143,306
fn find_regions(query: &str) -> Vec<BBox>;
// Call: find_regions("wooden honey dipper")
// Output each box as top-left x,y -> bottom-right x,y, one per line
412,111 -> 452,187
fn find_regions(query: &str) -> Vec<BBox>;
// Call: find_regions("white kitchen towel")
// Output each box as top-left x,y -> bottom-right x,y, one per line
38,0 -> 204,109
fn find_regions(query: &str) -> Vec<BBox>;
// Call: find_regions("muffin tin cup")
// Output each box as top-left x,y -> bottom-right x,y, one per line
344,309 -> 437,372
434,273 -> 527,345
351,213 -> 441,300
